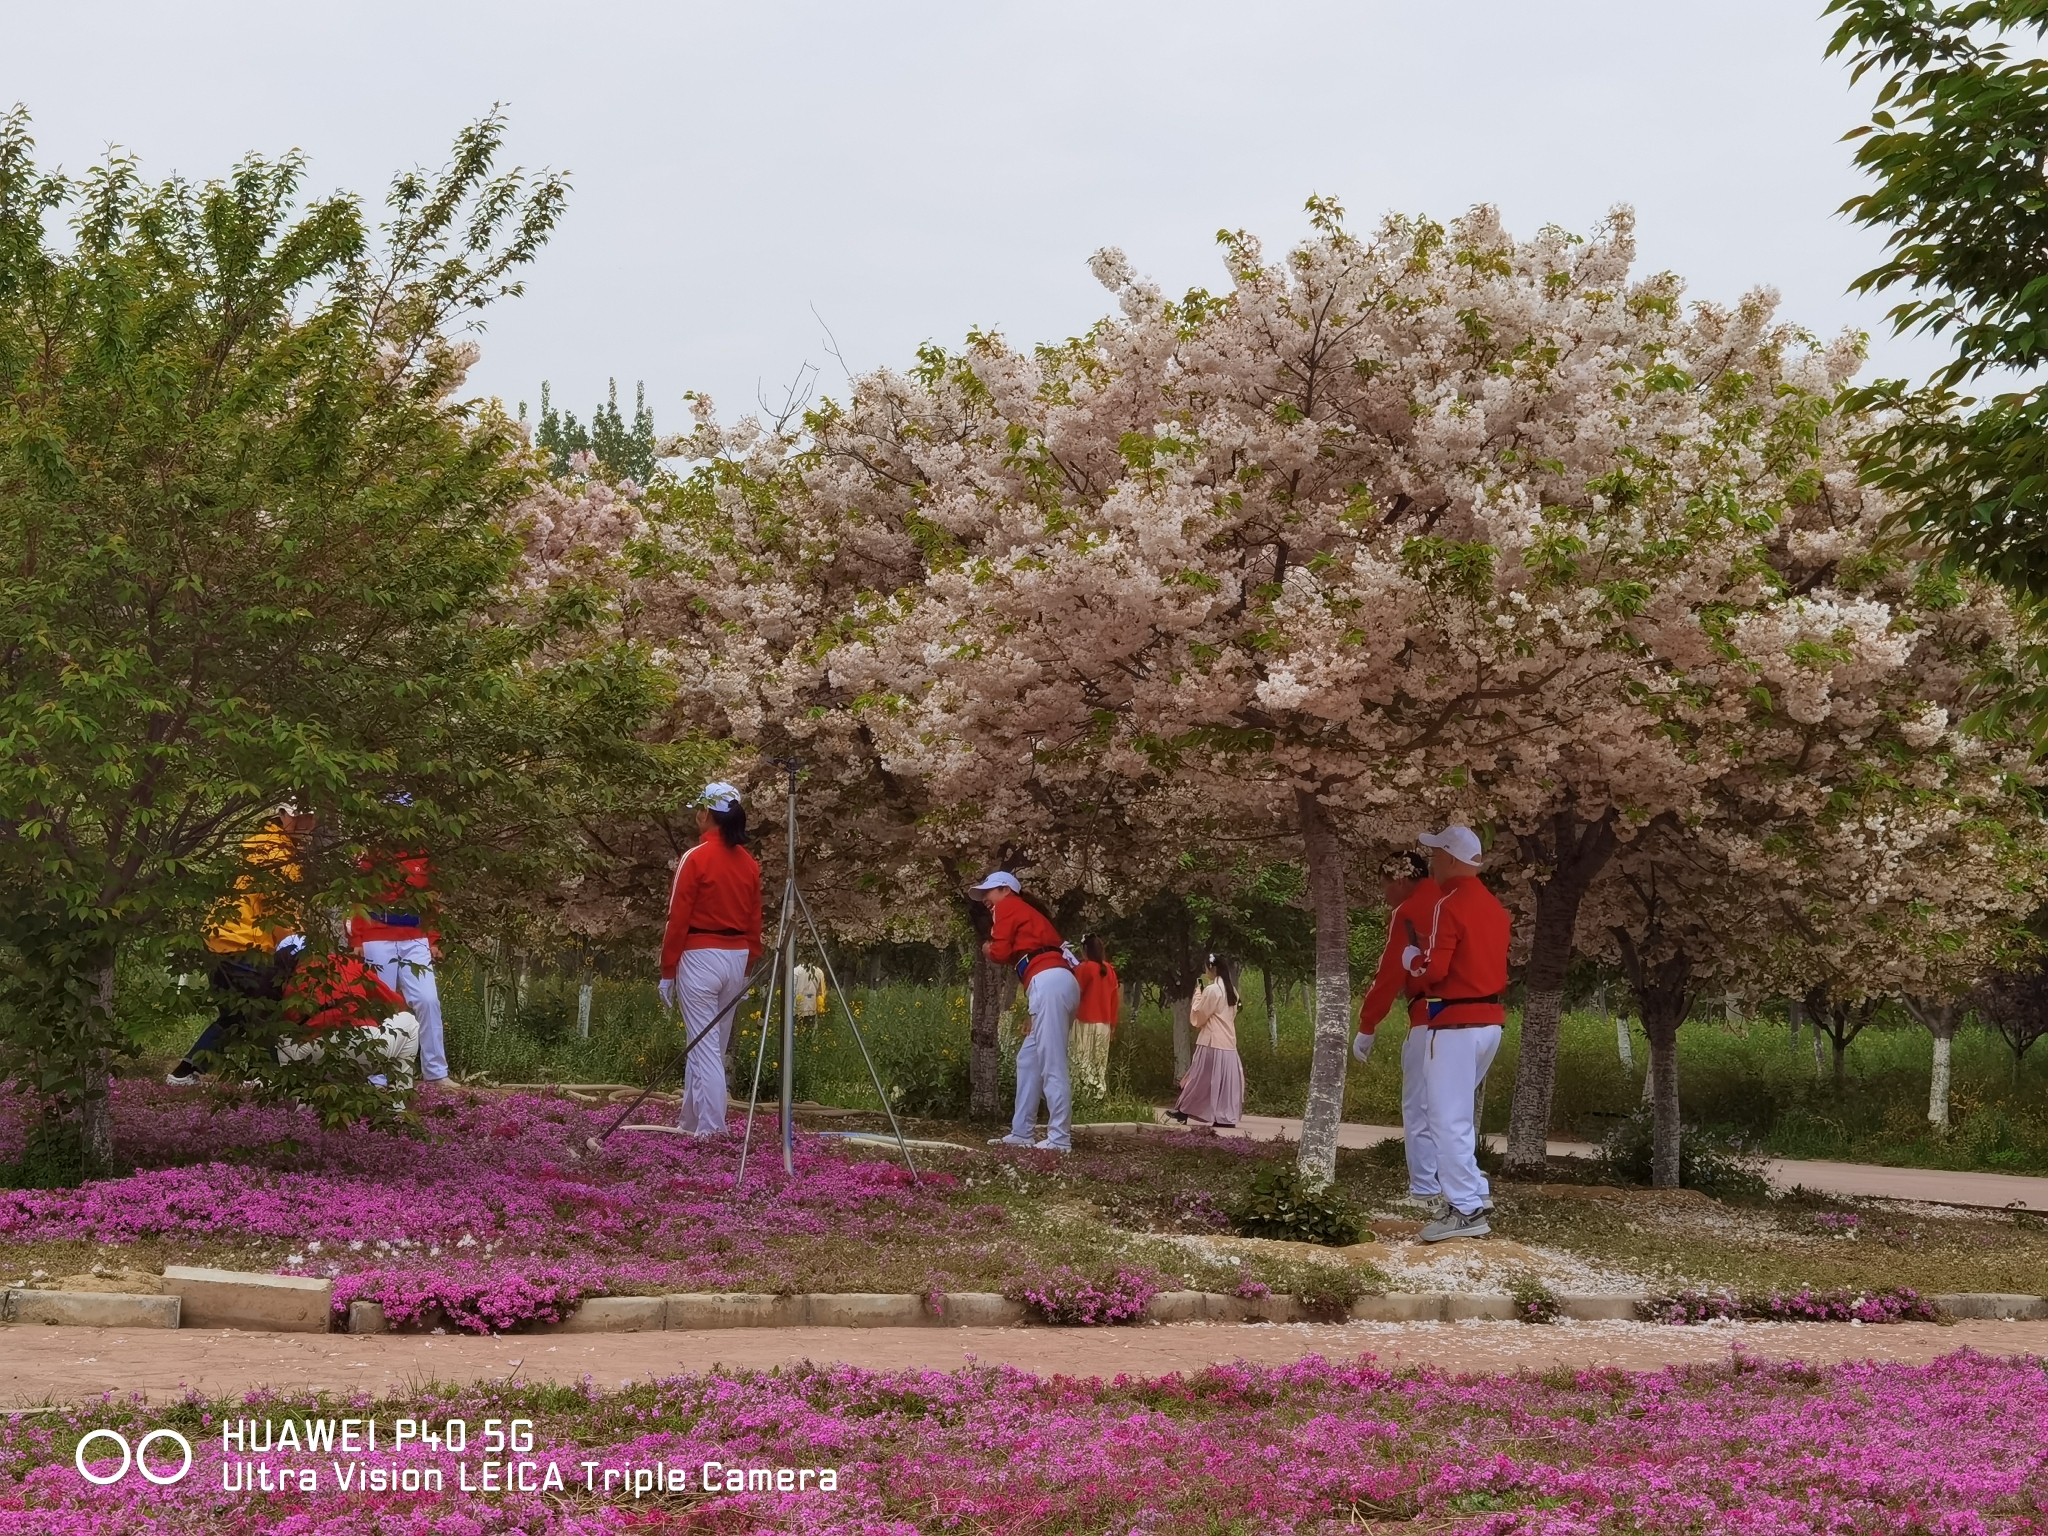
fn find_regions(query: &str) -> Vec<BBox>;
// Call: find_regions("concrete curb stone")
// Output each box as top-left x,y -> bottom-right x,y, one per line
536,1296 -> 664,1333
162,1267 -> 332,1332
1931,1293 -> 2048,1321
3,1289 -> 181,1328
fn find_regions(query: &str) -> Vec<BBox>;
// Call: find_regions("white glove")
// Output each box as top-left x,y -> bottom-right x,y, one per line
1352,1031 -> 1375,1064
1401,944 -> 1422,975
657,977 -> 678,1011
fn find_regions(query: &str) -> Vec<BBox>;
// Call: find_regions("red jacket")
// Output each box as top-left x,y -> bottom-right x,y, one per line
660,831 -> 765,974
987,898 -> 1067,986
1406,875 -> 1511,1027
348,851 -> 437,947
1075,960 -> 1120,1026
285,953 -> 406,1032
1357,878 -> 1441,1035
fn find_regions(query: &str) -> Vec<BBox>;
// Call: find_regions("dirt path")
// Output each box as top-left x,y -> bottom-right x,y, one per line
1126,1113 -> 2048,1211
4,1319 -> 2044,1407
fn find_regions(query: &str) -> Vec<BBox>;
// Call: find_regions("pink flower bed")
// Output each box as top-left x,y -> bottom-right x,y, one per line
0,1082 -> 981,1329
1012,1265 -> 1159,1325
1,1350 -> 2042,1532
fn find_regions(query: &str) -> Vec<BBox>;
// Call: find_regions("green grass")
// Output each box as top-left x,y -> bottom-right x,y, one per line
165,962 -> 2044,1177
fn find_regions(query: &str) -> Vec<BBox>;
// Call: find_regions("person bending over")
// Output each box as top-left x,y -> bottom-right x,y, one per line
973,872 -> 1079,1152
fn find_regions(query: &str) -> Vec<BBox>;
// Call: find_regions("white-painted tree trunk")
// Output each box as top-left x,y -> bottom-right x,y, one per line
1928,1033 -> 1953,1129
1615,1012 -> 1634,1071
1294,789 -> 1353,1188
1170,996 -> 1193,1081
577,980 -> 594,1042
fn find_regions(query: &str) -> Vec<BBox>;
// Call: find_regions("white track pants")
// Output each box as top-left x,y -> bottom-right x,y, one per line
1421,1023 -> 1502,1216
1399,1020 -> 1440,1198
676,948 -> 751,1136
361,938 -> 446,1082
1011,967 -> 1080,1150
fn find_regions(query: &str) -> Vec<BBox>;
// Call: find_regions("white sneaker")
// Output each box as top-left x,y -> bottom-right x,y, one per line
1406,1194 -> 1451,1221
1030,1140 -> 1071,1153
988,1134 -> 1035,1147
164,1065 -> 200,1087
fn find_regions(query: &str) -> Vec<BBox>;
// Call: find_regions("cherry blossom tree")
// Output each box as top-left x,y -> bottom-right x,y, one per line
789,200 -> 1976,1184
613,198 -> 2043,1181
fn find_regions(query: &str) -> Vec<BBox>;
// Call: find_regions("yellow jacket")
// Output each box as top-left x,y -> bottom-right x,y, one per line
206,829 -> 301,954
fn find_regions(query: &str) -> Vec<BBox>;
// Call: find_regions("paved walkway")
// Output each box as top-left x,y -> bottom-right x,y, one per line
1124,1113 -> 2048,1211
6,1319 -> 2047,1407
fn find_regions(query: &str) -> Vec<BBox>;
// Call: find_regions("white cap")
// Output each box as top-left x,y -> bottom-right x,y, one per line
1419,825 -> 1484,866
969,870 -> 1021,894
694,782 -> 742,813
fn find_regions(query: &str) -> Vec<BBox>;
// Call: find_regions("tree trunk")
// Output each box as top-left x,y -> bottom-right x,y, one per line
1264,968 -> 1277,1051
1294,788 -> 1352,1187
1646,1020 -> 1681,1188
1612,923 -> 1691,1190
968,951 -> 1006,1120
1505,808 -> 1618,1176
1928,1030 -> 1954,1129
1170,995 -> 1193,1081
80,957 -> 117,1176
1788,997 -> 1804,1046
1615,1011 -> 1633,1071
1833,1037 -> 1847,1096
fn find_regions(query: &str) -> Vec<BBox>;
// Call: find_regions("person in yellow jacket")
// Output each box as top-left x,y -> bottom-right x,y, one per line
166,813 -> 313,1084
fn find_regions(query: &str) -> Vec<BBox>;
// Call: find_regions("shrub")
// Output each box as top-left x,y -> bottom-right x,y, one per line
1641,1290 -> 1742,1324
1643,1286 -> 1935,1325
1010,1266 -> 1159,1326
1749,1286 -> 1937,1323
1285,1263 -> 1366,1320
1228,1165 -> 1363,1246
1508,1273 -> 1561,1325
1595,1110 -> 1770,1199
0,1118 -> 88,1190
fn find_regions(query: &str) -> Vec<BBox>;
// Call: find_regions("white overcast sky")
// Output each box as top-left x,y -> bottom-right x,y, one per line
9,2 -> 1945,434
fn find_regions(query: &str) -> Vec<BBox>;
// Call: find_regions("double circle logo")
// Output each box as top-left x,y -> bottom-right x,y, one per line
75,1428 -> 193,1485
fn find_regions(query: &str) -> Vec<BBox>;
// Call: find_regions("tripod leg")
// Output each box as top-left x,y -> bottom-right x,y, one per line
796,887 -> 919,1185
737,903 -> 792,1188
590,954 -> 774,1149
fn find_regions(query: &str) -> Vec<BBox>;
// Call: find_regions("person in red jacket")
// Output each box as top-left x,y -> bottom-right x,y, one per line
272,950 -> 422,1086
659,782 -> 765,1136
1405,825 -> 1511,1242
1069,934 -> 1119,1097
1353,851 -> 1445,1213
973,871 -> 1079,1151
348,849 -> 447,1087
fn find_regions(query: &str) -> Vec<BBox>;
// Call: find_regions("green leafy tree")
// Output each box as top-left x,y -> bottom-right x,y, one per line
531,378 -> 657,481
1828,1 -> 2048,606
0,108 -> 665,1169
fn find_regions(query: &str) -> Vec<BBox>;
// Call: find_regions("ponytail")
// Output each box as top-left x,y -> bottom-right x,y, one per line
710,805 -> 749,847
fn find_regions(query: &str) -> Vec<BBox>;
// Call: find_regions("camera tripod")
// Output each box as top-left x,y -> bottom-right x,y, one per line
736,760 -> 917,1185
590,762 -> 918,1187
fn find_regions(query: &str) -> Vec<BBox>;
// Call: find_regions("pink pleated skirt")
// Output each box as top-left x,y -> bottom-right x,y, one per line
1175,1044 -> 1244,1126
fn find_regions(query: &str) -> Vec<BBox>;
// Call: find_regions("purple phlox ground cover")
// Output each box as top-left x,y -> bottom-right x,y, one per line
1,1349 -> 2043,1532
0,1082 -> 981,1329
